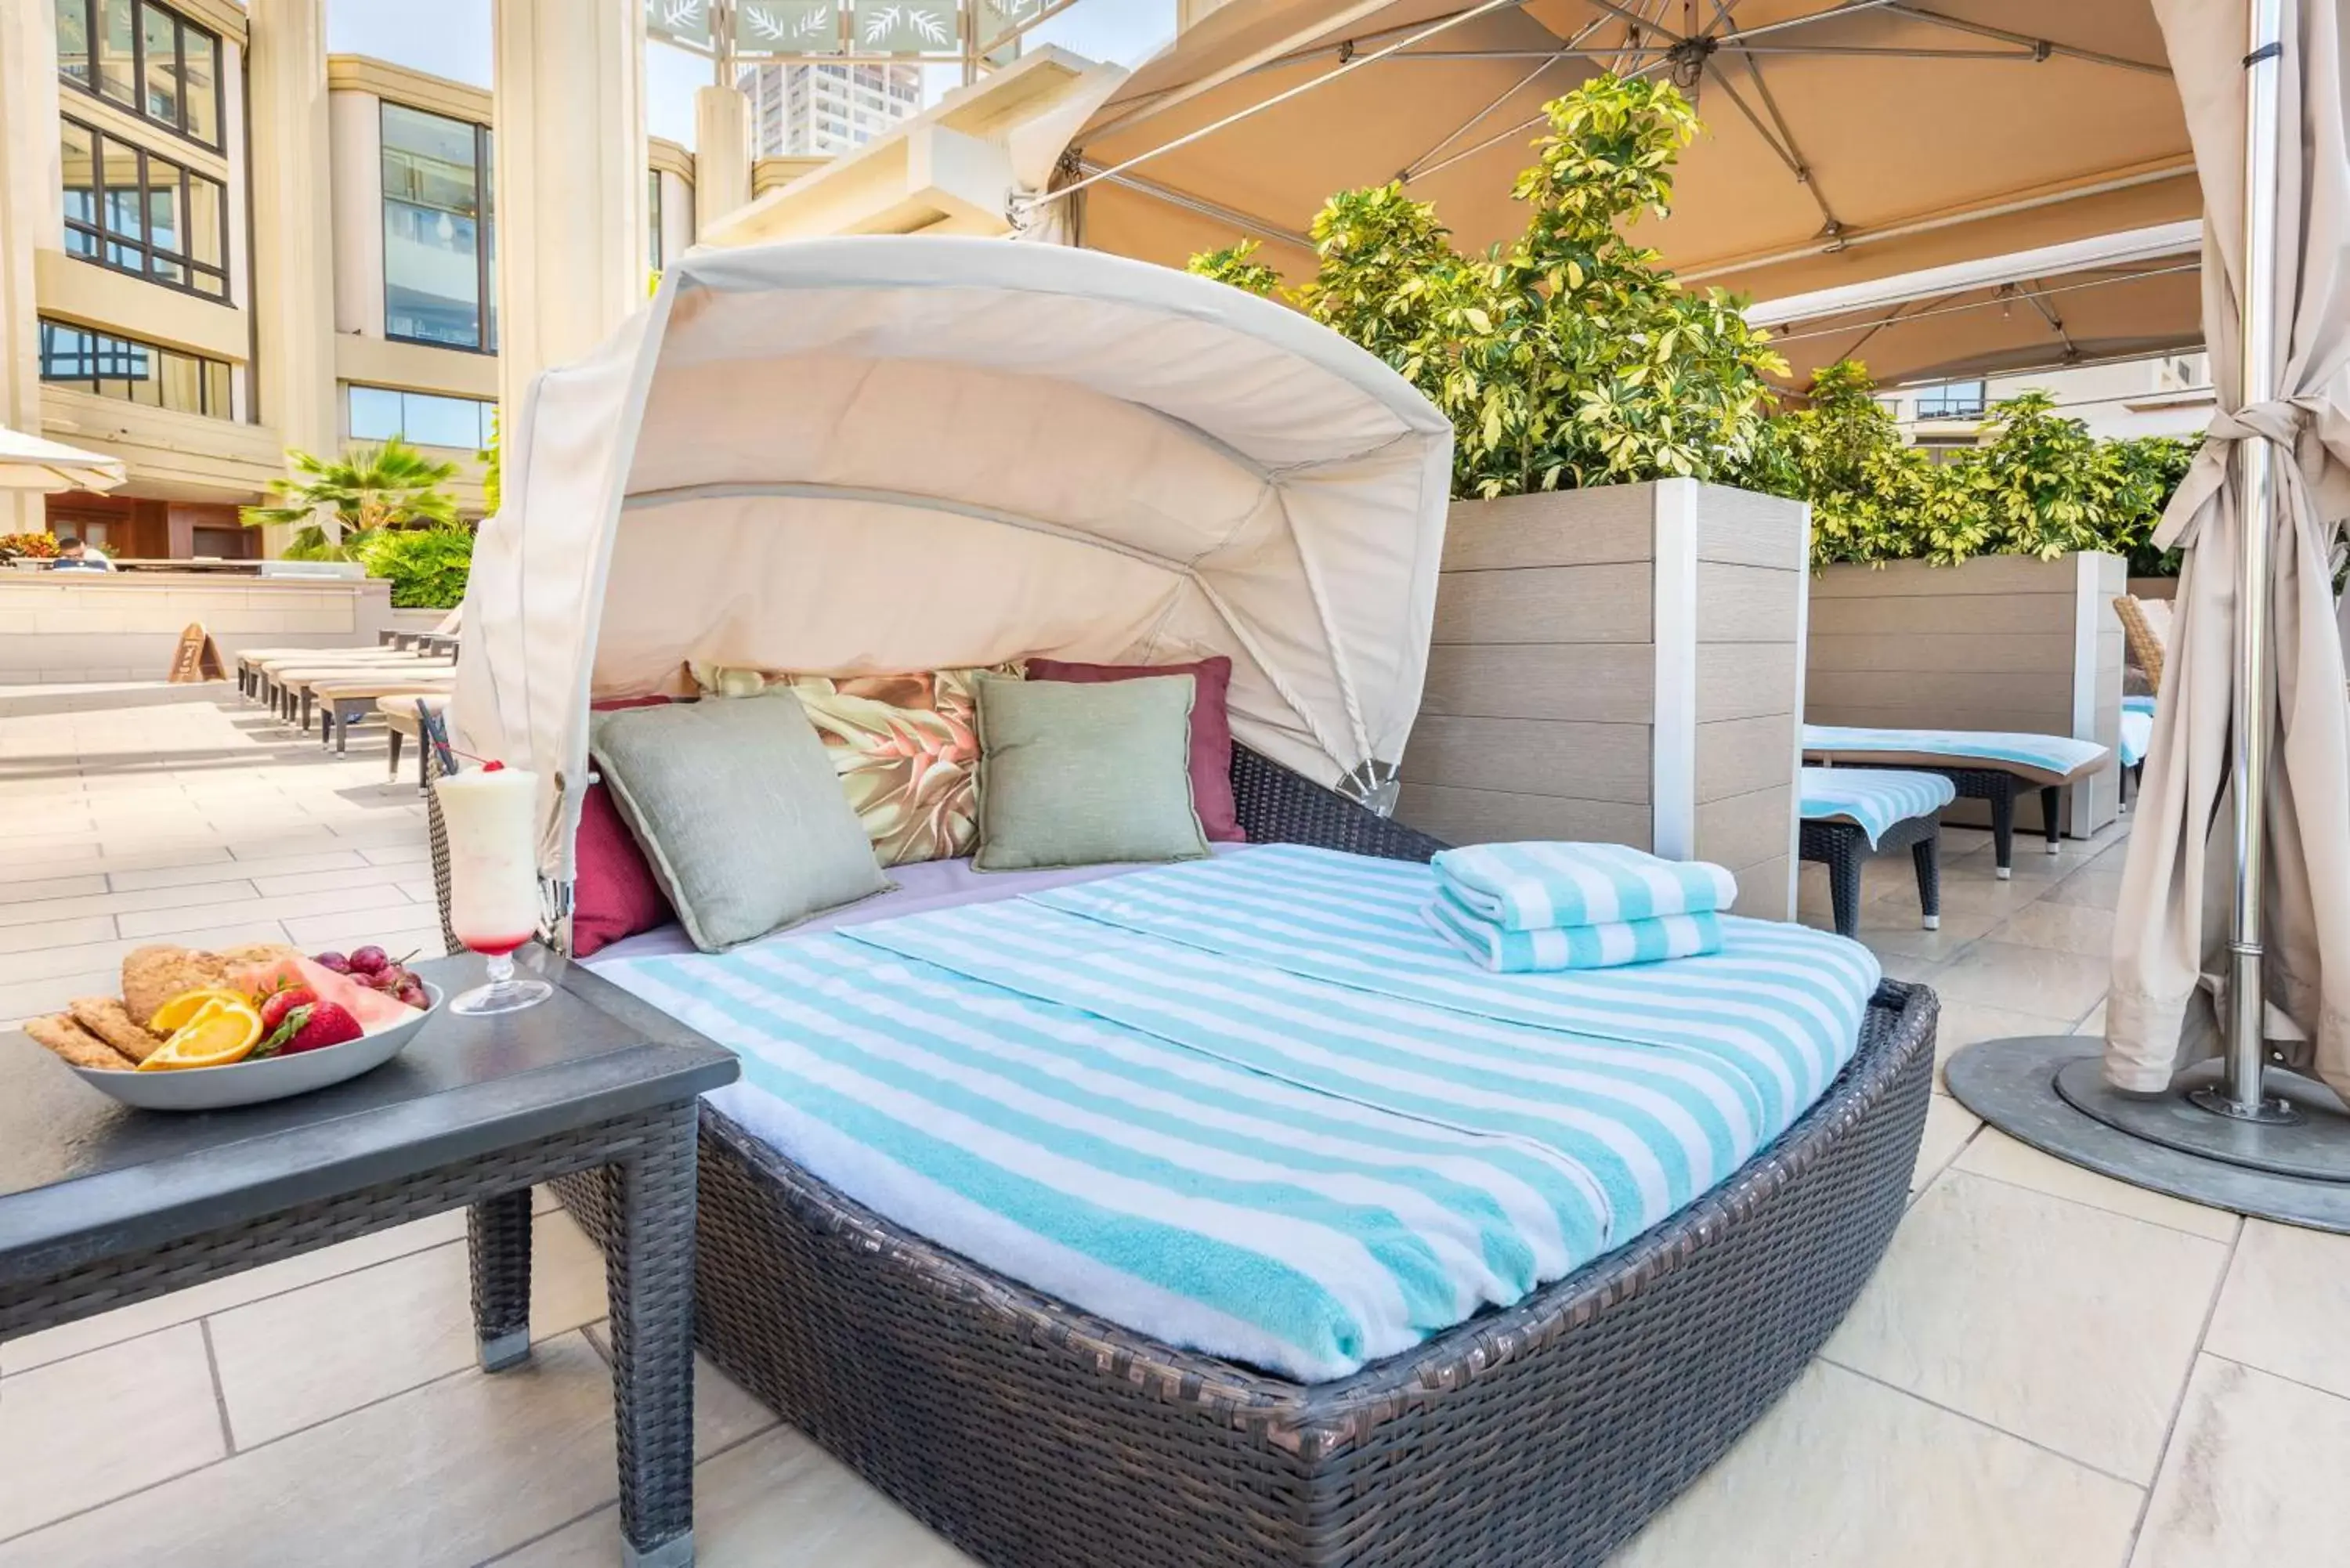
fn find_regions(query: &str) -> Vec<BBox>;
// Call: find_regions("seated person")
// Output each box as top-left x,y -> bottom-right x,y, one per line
48,534 -> 114,571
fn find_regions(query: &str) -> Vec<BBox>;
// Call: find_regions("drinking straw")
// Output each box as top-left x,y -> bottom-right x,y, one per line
418,702 -> 461,778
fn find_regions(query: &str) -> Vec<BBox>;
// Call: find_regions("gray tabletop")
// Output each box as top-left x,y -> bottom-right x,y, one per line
0,952 -> 737,1284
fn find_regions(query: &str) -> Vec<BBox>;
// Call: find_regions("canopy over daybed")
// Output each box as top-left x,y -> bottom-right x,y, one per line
453,236 -> 1455,881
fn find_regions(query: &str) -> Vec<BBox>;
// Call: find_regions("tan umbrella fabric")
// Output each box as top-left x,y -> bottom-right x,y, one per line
2106,0 -> 2350,1097
1066,1 -> 2194,304
0,425 -> 125,493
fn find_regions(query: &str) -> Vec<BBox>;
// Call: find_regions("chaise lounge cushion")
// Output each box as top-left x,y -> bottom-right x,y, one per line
592,695 -> 890,952
1025,655 -> 1244,842
973,672 -> 1209,872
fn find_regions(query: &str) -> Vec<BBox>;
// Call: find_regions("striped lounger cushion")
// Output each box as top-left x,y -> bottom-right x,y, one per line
1802,722 -> 2110,786
597,846 -> 1879,1383
1799,766 -> 1958,848
2120,698 -> 2154,768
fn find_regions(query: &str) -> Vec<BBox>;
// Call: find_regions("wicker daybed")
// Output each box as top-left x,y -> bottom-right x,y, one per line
439,237 -> 1936,1566
429,746 -> 1933,1568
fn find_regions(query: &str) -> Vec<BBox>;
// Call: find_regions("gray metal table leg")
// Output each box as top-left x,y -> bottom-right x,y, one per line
609,1104 -> 701,1568
468,1188 -> 534,1371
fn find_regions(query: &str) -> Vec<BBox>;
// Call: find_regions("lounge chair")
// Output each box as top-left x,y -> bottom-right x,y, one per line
1798,765 -> 1955,938
379,692 -> 451,789
313,677 -> 456,753
1800,724 -> 2111,878
277,661 -> 453,729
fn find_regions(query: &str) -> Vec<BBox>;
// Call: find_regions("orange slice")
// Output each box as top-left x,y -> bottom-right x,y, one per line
137,997 -> 266,1071
147,987 -> 249,1035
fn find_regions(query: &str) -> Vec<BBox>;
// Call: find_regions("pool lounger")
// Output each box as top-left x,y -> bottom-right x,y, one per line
1798,767 -> 1958,938
1801,724 -> 2111,879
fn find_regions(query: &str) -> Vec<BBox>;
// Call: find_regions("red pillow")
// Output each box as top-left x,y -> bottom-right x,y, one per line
1025,656 -> 1244,842
570,695 -> 677,957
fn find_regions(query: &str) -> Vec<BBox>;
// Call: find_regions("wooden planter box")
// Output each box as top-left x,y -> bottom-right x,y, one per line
1806,551 -> 2126,838
1397,479 -> 1812,919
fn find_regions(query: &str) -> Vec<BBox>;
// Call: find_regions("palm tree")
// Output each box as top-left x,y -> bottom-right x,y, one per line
240,439 -> 461,560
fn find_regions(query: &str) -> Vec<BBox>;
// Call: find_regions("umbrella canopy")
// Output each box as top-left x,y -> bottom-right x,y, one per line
2106,0 -> 2350,1099
0,425 -> 125,493
1746,221 -> 2204,388
453,237 -> 1455,881
1059,1 -> 2193,307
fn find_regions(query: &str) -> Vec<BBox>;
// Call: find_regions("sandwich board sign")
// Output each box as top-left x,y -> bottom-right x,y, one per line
167,622 -> 226,683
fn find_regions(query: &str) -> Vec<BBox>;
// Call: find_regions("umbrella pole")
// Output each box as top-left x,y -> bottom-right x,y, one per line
2189,0 -> 2298,1127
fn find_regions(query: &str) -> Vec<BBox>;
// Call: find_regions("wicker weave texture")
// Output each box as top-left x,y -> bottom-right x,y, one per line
527,746 -> 1937,1568
2113,595 -> 2166,692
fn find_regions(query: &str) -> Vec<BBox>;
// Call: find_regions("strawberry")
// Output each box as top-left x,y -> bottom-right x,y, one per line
282,1001 -> 363,1054
259,986 -> 317,1033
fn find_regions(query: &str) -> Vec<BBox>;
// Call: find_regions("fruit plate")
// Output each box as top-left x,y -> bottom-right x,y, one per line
70,983 -> 443,1112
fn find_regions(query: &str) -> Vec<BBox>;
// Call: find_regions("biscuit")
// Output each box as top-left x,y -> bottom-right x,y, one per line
69,995 -> 164,1063
121,945 -> 235,1029
27,1013 -> 136,1071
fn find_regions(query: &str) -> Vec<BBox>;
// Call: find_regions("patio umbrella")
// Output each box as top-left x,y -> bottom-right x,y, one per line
1050,1 -> 2195,305
0,425 -> 125,493
2104,0 -> 2350,1103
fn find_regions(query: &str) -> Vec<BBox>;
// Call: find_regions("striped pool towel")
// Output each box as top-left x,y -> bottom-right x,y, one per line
1799,766 -> 1958,848
1424,888 -> 1723,972
1430,841 -> 1737,930
599,846 -> 1879,1383
2119,708 -> 2153,768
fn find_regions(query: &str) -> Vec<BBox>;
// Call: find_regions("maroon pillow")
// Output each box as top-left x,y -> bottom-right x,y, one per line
571,695 -> 677,957
1025,656 -> 1244,842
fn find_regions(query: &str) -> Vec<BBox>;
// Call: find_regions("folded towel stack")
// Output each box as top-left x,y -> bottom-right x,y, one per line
1424,841 -> 1736,973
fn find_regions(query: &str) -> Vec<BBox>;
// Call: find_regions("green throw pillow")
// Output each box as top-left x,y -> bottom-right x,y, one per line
591,696 -> 890,952
974,672 -> 1210,872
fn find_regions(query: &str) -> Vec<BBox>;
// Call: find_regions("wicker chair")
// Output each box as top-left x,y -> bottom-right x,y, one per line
428,746 -> 1936,1568
2113,594 -> 2168,693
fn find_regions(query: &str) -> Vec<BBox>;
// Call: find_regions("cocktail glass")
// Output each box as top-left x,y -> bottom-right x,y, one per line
434,764 -> 553,1015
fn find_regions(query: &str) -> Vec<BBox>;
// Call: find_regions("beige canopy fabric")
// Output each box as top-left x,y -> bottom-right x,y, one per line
1062,1 -> 2194,306
0,425 -> 125,493
1745,222 -> 2205,389
2106,0 -> 2350,1097
453,237 -> 1454,882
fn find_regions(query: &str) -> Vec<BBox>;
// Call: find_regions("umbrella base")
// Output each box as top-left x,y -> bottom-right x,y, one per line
1947,1036 -> 2350,1234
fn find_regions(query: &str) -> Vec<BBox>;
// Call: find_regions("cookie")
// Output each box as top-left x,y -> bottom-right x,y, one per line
69,995 -> 164,1064
27,1013 -> 136,1071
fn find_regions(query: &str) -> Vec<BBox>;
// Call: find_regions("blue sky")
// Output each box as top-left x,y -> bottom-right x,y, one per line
326,1 -> 1176,146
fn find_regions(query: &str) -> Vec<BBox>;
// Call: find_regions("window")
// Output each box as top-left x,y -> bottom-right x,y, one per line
345,384 -> 494,450
1914,381 -> 1987,420
39,317 -> 232,417
381,103 -> 496,352
55,0 -> 222,148
647,169 -> 662,270
59,116 -> 229,298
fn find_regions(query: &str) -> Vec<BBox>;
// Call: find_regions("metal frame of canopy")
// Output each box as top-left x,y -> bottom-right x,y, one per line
1052,0 -> 2350,1214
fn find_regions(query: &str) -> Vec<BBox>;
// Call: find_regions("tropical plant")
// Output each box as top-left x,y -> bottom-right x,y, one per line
353,522 -> 475,609
479,408 -> 502,517
1187,241 -> 1283,299
1773,360 -> 1937,568
240,438 -> 461,560
1186,75 -> 1789,500
2106,433 -> 2198,576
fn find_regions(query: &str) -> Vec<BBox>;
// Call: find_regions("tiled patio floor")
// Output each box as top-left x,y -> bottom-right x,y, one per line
2,681 -> 2344,1566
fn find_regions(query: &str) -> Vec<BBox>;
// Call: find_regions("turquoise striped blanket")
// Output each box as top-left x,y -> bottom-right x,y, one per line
1424,888 -> 1724,972
1433,840 -> 1735,928
1800,766 -> 1958,847
598,847 -> 1879,1383
1803,723 -> 2108,785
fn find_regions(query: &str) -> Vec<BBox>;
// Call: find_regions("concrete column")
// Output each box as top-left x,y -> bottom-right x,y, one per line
0,0 -> 63,534
693,85 -> 751,243
492,0 -> 646,433
248,0 -> 340,552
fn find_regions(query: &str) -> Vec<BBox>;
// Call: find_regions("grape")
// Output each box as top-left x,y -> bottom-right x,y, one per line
349,945 -> 389,974
313,951 -> 352,974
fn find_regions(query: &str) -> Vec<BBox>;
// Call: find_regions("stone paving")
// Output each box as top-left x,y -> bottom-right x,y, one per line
1,679 -> 2343,1566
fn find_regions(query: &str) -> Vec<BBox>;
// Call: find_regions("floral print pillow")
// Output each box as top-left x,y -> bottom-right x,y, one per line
693,663 -> 1021,866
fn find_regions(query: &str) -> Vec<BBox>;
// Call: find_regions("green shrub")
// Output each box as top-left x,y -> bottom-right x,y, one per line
356,524 -> 475,609
2106,435 -> 2198,576
1187,75 -> 1788,500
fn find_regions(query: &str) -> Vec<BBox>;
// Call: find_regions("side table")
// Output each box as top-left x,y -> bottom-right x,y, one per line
0,954 -> 738,1568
